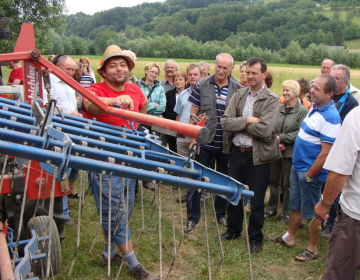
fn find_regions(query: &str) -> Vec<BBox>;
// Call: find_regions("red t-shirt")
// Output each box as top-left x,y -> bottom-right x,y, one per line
8,67 -> 23,84
82,82 -> 145,128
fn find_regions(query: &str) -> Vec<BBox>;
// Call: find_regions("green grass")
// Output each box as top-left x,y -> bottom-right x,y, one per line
344,39 -> 360,50
57,184 -> 345,280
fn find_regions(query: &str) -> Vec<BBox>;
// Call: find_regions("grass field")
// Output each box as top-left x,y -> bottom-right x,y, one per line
2,59 -> 360,279
344,38 -> 360,50
3,58 -> 360,95
61,183 -> 336,280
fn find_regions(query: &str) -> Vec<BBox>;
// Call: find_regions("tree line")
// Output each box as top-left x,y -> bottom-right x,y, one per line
1,0 -> 360,67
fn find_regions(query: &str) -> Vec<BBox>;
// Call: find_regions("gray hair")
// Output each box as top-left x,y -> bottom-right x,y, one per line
122,50 -> 137,62
239,61 -> 247,70
332,64 -> 350,84
187,63 -> 203,76
198,61 -> 210,71
215,53 -> 234,66
76,62 -> 83,71
164,59 -> 179,71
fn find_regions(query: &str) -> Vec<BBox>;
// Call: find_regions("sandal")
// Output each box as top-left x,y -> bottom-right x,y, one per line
269,236 -> 294,248
68,192 -> 80,199
294,249 -> 318,262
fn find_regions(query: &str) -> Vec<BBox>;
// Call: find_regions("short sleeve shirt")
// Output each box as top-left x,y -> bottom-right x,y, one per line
82,82 -> 145,128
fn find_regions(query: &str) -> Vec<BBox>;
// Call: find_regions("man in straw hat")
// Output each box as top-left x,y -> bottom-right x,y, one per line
82,45 -> 156,280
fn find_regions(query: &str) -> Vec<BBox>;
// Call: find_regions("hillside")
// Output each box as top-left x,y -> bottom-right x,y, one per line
38,0 -> 360,66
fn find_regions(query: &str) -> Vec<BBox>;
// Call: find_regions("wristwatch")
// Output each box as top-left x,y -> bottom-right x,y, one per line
305,172 -> 313,183
320,194 -> 332,207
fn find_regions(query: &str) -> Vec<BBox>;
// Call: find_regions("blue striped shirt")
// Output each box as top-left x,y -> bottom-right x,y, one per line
293,100 -> 341,181
188,75 -> 229,151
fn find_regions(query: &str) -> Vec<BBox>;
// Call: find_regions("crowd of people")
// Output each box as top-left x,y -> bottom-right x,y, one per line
4,47 -> 360,280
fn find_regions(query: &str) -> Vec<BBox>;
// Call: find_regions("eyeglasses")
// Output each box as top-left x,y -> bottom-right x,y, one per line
148,69 -> 159,76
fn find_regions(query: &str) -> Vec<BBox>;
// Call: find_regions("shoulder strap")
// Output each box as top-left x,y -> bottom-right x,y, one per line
147,86 -> 156,101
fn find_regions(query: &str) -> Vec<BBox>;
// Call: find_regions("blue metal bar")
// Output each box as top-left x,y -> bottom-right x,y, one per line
14,230 -> 46,280
0,140 -> 252,203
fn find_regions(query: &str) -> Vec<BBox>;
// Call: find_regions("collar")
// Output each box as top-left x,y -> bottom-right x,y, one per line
311,100 -> 335,114
210,75 -> 230,86
248,84 -> 265,97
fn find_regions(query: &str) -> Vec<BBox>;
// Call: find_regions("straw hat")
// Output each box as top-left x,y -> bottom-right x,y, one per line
97,45 -> 135,77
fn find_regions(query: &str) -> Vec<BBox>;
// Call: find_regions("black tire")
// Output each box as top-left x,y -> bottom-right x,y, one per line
27,216 -> 62,278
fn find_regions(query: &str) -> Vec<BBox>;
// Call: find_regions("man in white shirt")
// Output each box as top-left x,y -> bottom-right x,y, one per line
315,106 -> 360,280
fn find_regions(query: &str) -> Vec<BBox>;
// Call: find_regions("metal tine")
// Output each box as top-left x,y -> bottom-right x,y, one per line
33,168 -> 44,219
210,193 -> 225,279
115,177 -> 129,279
90,172 -> 102,253
243,197 -> 254,280
135,180 -> 146,255
12,159 -> 32,270
203,190 -> 212,280
46,165 -> 58,279
107,173 -> 113,279
0,155 -> 8,195
41,171 -> 50,210
165,184 -> 185,280
157,181 -> 163,280
68,169 -> 85,276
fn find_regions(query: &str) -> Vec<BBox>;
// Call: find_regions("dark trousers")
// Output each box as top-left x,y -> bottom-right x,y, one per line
326,192 -> 341,229
166,135 -> 177,153
187,147 -> 229,224
227,149 -> 270,243
267,157 -> 292,217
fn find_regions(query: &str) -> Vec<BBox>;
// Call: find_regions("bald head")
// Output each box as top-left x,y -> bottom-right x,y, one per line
57,56 -> 77,77
321,59 -> 335,75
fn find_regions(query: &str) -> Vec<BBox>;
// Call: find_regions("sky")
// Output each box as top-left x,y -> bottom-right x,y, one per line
65,0 -> 165,15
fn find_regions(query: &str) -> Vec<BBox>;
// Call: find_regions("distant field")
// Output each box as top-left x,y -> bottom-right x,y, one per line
344,39 -> 360,50
2,58 -> 360,95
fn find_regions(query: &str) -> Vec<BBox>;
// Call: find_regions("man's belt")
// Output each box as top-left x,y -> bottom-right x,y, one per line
235,145 -> 253,152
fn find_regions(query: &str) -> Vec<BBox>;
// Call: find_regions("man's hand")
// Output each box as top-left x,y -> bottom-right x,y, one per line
189,139 -> 200,156
69,111 -> 83,117
314,202 -> 330,221
279,143 -> 286,151
246,117 -> 261,126
111,95 -> 134,110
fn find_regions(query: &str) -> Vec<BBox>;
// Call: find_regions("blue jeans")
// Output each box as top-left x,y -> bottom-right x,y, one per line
89,173 -> 135,245
289,167 -> 323,220
326,192 -> 341,229
226,149 -> 270,243
187,148 -> 229,224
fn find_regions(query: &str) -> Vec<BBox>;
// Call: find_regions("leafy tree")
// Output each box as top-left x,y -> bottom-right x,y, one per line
343,24 -> 360,40
0,0 -> 66,53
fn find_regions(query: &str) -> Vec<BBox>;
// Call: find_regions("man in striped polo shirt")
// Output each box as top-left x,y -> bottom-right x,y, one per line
184,53 -> 242,234
271,74 -> 341,262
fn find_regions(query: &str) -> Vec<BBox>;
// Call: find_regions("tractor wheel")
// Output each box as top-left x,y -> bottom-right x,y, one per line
27,216 -> 62,278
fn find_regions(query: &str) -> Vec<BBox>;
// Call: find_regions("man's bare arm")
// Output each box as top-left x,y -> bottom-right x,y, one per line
139,97 -> 149,114
83,92 -> 135,115
307,142 -> 333,179
314,171 -> 348,220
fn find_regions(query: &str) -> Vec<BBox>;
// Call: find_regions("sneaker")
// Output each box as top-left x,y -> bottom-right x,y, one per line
320,226 -> 332,239
200,192 -> 211,202
132,263 -> 158,280
101,253 -> 124,266
144,182 -> 156,191
217,217 -> 228,227
176,193 -> 187,203
281,215 -> 290,225
299,220 -> 307,229
264,211 -> 277,218
184,221 -> 197,234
